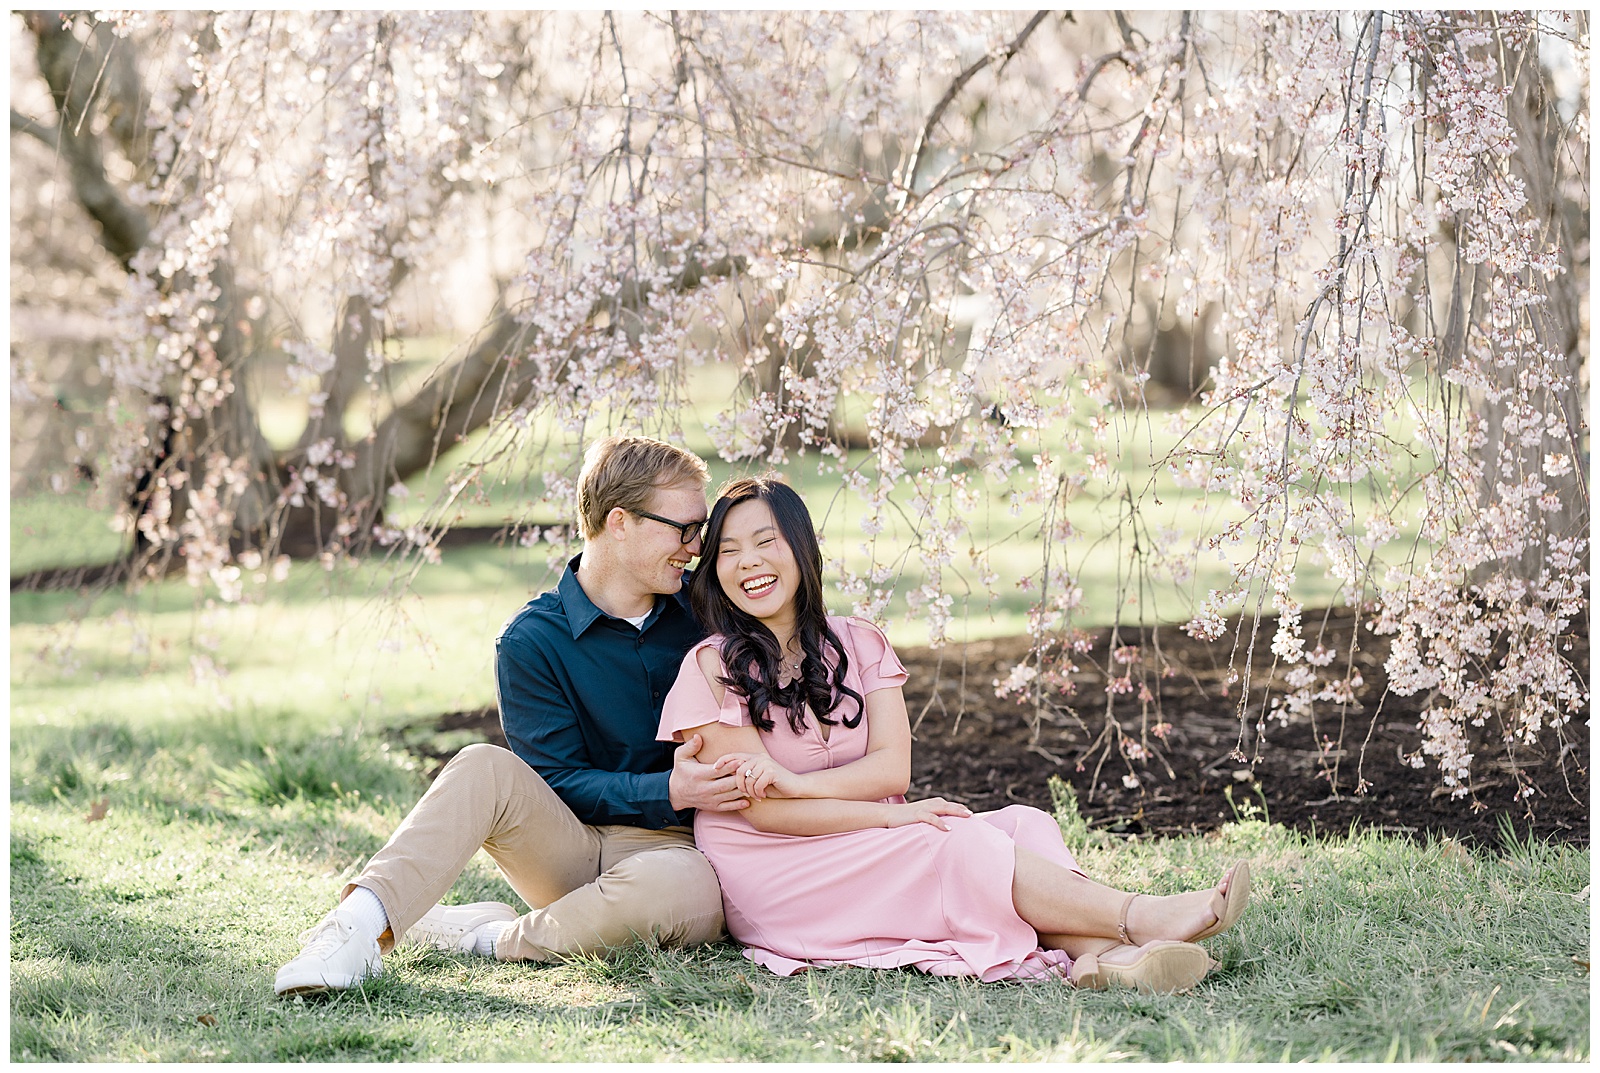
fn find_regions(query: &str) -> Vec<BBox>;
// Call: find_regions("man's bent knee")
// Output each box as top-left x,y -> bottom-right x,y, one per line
443,741 -> 525,778
602,847 -> 725,949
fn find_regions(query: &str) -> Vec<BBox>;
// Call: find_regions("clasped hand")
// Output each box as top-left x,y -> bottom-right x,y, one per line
666,736 -> 802,810
710,750 -> 798,800
667,734 -> 749,812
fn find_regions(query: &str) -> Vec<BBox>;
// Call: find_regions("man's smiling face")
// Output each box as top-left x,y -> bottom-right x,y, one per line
622,481 -> 708,596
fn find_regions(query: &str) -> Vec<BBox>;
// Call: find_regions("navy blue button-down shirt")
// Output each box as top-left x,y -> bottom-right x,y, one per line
494,555 -> 706,829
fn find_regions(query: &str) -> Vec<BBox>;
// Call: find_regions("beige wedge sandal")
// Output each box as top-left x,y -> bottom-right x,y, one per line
1069,940 -> 1216,993
1190,860 -> 1251,942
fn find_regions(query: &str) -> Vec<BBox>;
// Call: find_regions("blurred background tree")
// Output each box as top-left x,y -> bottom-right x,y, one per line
10,9 -> 1587,797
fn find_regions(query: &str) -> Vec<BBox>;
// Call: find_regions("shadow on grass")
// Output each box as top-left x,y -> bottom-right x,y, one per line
10,833 -> 251,1060
13,715 -> 424,806
9,724 -> 436,953
13,819 -> 1587,1063
9,825 -> 640,1062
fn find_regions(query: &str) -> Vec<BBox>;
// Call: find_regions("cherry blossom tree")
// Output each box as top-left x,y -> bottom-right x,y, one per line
11,10 -> 1587,803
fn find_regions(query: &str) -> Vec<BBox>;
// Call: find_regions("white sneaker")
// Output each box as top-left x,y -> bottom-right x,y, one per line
401,901 -> 519,954
274,906 -> 382,996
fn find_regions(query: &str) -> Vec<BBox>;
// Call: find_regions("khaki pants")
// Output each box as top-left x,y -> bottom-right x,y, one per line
343,743 -> 725,962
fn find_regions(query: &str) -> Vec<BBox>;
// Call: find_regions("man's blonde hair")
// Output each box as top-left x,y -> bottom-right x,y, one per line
577,436 -> 710,540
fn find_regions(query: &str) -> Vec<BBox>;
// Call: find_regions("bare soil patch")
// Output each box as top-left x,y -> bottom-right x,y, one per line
399,607 -> 1589,851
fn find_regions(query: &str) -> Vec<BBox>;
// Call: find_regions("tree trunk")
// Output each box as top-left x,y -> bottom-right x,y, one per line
1503,20 -> 1588,521
1477,23 -> 1589,581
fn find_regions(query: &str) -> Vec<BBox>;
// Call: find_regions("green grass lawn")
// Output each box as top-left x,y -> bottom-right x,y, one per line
8,566 -> 1591,1062
9,748 -> 1589,1062
13,367 -> 1576,1062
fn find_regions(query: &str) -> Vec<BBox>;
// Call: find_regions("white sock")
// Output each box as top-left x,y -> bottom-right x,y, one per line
339,886 -> 390,945
474,920 -> 511,959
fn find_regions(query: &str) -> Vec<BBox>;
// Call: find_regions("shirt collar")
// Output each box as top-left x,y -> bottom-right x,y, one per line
557,554 -> 687,639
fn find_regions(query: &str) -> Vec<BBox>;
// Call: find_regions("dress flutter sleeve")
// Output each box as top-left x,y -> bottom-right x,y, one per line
841,617 -> 909,692
656,638 -> 752,742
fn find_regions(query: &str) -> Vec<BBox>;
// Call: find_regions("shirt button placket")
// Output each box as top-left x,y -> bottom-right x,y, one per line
638,635 -> 658,703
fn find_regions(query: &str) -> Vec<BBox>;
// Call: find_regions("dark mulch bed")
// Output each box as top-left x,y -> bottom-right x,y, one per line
399,607 -> 1588,851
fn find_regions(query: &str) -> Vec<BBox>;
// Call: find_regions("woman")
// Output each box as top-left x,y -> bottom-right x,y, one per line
657,476 -> 1250,991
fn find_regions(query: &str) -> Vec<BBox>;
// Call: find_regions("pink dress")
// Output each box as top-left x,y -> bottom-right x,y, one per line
657,616 -> 1083,980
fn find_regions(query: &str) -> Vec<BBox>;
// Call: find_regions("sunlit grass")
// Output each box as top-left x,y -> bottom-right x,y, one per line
5,500 -> 1586,1063
7,757 -> 1589,1062
9,355 -> 1582,1064
9,482 -> 130,574
11,556 -> 520,737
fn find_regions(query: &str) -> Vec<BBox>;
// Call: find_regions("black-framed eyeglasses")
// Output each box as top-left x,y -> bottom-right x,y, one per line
630,509 -> 706,546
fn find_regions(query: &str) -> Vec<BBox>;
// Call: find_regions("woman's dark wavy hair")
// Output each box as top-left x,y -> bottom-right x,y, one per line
689,475 -> 864,735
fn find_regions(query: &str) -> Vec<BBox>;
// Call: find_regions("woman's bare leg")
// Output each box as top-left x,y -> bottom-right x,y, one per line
1012,848 -> 1230,945
1037,932 -> 1121,960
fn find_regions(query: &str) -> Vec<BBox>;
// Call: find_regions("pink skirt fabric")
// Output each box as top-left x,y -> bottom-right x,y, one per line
695,803 -> 1082,980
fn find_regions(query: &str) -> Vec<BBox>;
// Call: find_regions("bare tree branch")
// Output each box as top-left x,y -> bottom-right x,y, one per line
344,253 -> 746,510
895,10 -> 1051,208
10,108 -> 58,143
24,12 -> 151,268
88,18 -> 150,166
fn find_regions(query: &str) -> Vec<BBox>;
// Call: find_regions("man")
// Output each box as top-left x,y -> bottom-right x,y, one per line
275,436 -> 748,995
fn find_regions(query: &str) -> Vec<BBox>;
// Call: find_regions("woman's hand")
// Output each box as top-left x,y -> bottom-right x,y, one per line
713,751 -> 798,800
886,797 -> 973,831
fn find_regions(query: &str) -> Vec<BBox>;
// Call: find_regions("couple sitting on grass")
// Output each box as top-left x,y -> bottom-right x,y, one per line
276,436 -> 1251,998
